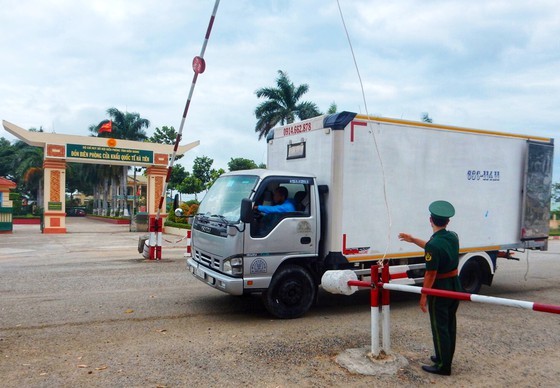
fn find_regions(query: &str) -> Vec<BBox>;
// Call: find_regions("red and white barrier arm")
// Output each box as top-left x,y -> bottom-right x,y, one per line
151,0 -> 221,260
388,263 -> 425,279
382,283 -> 560,315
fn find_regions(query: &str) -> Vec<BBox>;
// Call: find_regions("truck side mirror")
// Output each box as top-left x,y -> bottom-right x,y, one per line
240,198 -> 254,223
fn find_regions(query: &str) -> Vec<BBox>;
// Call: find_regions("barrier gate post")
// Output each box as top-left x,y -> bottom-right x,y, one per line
381,264 -> 390,354
370,265 -> 380,356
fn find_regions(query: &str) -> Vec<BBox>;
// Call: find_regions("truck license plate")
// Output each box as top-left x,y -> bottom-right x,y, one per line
196,266 -> 205,279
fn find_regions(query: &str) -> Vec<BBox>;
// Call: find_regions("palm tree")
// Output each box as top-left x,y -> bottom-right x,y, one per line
254,70 -> 321,140
15,141 -> 44,208
90,108 -> 150,216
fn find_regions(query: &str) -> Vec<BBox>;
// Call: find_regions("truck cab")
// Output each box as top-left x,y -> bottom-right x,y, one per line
187,169 -> 323,318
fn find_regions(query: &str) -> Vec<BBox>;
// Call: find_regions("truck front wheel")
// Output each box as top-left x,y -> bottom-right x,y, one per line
262,265 -> 317,319
459,260 -> 482,294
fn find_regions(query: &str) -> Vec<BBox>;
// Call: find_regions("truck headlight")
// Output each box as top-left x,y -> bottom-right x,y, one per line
223,256 -> 243,276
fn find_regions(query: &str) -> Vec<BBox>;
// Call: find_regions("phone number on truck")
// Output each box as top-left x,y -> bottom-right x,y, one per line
283,122 -> 312,136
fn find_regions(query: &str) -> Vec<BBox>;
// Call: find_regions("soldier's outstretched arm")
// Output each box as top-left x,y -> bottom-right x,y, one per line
398,233 -> 426,248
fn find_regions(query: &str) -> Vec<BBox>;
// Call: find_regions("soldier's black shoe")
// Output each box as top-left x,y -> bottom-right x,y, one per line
422,365 -> 451,376
430,355 -> 439,363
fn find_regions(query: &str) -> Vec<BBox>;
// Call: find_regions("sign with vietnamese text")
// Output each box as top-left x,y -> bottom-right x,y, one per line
66,144 -> 153,164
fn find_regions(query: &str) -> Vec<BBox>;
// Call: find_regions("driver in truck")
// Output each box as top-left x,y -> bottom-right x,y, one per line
253,187 -> 295,214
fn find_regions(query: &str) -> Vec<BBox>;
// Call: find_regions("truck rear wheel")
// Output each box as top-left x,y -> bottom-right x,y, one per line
262,265 -> 316,319
459,260 -> 482,294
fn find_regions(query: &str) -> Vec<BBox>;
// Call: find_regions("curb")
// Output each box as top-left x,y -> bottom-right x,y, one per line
86,215 -> 130,224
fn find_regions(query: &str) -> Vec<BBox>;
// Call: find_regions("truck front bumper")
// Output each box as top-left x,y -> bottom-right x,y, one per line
186,257 -> 244,296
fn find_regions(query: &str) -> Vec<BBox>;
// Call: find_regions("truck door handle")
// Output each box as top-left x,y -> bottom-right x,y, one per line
300,237 -> 311,244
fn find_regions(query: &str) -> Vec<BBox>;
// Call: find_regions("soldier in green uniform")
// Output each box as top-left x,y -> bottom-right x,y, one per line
398,200 -> 461,376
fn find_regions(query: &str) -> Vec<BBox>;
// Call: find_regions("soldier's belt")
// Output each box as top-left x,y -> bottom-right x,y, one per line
436,269 -> 458,279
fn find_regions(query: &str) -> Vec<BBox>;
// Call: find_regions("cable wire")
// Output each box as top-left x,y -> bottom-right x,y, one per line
336,1 -> 393,264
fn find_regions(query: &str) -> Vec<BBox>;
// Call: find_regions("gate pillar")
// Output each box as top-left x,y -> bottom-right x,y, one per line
43,158 -> 67,233
146,166 -> 168,227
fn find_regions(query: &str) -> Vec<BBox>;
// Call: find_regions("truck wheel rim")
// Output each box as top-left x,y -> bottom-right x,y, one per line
278,280 -> 305,306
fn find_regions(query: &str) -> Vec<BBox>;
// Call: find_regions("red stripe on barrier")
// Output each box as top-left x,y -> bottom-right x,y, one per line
371,265 -> 379,308
418,287 -> 472,301
205,15 -> 215,39
381,265 -> 390,306
533,303 -> 560,314
389,272 -> 408,280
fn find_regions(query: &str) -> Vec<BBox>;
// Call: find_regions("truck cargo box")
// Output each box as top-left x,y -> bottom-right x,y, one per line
268,112 -> 553,262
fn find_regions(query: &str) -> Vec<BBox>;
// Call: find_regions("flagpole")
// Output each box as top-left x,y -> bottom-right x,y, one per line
151,0 -> 221,260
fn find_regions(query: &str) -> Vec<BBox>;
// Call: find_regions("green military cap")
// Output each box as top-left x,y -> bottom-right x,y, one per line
429,200 -> 455,218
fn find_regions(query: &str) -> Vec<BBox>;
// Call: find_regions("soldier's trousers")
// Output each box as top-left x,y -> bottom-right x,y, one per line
428,295 -> 460,372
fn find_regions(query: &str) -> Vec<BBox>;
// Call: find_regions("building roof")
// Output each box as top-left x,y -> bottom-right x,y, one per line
0,177 -> 16,188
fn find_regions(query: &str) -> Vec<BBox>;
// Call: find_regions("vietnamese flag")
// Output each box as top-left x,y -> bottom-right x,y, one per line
99,120 -> 112,134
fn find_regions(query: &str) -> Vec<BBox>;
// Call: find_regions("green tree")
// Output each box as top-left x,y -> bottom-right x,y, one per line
149,125 -> 183,161
177,172 -> 204,201
89,108 -> 150,141
13,129 -> 45,206
149,125 -> 178,144
0,138 -> 18,179
327,102 -> 338,114
192,156 -> 214,190
169,164 -> 187,191
66,163 -> 95,204
254,70 -> 321,140
227,157 -> 258,171
552,182 -> 560,208
89,108 -> 150,216
208,168 -> 225,188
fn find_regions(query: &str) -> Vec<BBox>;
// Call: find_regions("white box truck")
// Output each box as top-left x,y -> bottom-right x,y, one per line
186,112 -> 554,318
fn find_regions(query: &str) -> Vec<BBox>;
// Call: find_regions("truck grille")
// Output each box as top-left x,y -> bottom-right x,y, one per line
194,249 -> 221,271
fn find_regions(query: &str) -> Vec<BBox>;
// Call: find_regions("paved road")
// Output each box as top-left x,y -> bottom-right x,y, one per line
1,218 -> 559,387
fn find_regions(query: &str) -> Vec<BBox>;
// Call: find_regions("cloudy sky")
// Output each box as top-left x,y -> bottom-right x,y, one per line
1,0 -> 559,180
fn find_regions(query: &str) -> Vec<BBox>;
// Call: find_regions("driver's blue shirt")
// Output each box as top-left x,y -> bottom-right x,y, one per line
257,199 -> 295,214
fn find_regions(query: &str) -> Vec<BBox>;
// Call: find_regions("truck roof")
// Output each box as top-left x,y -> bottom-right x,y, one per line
222,169 -> 316,179
267,112 -> 553,144
357,114 -> 553,143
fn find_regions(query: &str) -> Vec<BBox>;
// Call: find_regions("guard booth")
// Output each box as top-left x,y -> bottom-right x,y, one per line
2,120 -> 199,233
0,177 -> 16,233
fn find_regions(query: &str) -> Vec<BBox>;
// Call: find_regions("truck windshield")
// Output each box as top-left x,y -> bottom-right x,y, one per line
198,175 -> 259,223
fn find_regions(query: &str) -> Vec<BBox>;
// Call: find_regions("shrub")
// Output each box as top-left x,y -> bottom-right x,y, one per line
164,220 -> 191,229
187,203 -> 199,216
